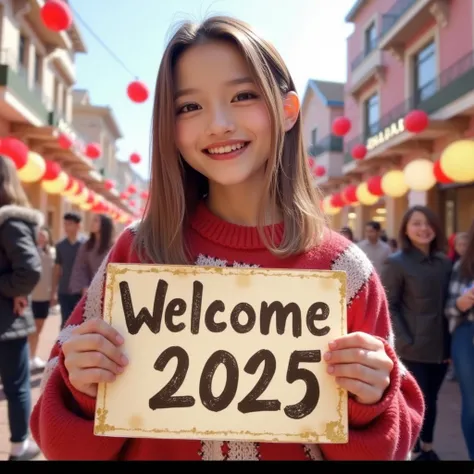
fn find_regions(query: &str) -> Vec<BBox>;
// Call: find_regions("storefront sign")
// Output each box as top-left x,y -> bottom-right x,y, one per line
94,263 -> 348,444
366,118 -> 405,151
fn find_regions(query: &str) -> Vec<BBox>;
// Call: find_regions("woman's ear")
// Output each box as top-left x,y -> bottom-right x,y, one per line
283,91 -> 300,132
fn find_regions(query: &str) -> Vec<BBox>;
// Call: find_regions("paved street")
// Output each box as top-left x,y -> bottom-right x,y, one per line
0,312 -> 469,461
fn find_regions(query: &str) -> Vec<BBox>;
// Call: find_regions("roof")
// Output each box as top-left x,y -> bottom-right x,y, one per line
301,80 -> 345,109
345,0 -> 368,22
72,90 -> 124,139
61,0 -> 87,53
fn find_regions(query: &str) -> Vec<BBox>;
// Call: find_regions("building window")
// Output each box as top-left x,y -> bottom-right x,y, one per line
34,52 -> 42,84
364,93 -> 379,137
364,22 -> 377,55
311,128 -> 318,145
18,34 -> 27,67
413,40 -> 436,102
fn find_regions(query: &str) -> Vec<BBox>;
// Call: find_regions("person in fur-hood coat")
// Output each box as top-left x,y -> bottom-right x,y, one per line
0,155 -> 43,461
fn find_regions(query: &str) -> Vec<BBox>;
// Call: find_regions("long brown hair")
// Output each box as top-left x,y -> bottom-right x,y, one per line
134,15 -> 325,264
459,220 -> 474,280
398,205 -> 446,254
0,156 -> 31,208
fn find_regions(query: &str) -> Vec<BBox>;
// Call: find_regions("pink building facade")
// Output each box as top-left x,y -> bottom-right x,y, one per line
301,80 -> 345,186
327,0 -> 474,240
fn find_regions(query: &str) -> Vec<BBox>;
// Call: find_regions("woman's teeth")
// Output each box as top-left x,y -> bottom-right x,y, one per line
207,142 -> 246,155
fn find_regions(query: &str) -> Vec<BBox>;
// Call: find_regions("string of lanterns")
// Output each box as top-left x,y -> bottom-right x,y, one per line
38,0 -> 149,214
40,0 -> 149,107
0,137 -> 136,225
319,109 -> 474,216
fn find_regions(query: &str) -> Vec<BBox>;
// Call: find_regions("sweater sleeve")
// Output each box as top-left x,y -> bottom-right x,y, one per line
319,270 -> 425,461
30,229 -> 136,460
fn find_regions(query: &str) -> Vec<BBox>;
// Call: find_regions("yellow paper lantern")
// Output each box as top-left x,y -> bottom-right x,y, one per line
381,170 -> 408,197
70,188 -> 88,205
42,171 -> 68,194
62,179 -> 79,197
17,151 -> 46,183
356,182 -> 379,206
440,139 -> 474,183
322,196 -> 340,216
403,159 -> 436,191
80,201 -> 93,211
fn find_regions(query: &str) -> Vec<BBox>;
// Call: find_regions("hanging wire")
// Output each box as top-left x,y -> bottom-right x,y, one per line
69,6 -> 138,80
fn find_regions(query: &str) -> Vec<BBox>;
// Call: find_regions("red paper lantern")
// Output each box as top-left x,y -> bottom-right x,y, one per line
58,133 -> 72,150
42,160 -> 61,181
104,179 -> 114,191
433,159 -> 453,184
127,81 -> 149,103
404,109 -> 429,133
351,144 -> 367,160
367,175 -> 384,196
85,143 -> 101,159
0,137 -> 29,169
63,176 -> 74,192
332,117 -> 351,137
127,184 -> 137,194
314,165 -> 326,177
130,153 -> 141,164
307,157 -> 314,170
40,0 -> 73,32
120,192 -> 129,200
140,191 -> 149,199
342,185 -> 358,204
330,193 -> 345,208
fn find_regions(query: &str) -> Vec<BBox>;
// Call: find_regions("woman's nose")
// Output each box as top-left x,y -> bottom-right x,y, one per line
206,107 -> 236,136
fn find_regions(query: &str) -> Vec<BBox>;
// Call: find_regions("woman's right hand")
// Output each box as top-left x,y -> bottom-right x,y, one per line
62,319 -> 129,397
456,290 -> 474,313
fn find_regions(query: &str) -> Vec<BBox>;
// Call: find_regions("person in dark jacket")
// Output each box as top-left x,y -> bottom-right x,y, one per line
0,156 -> 42,460
381,205 -> 452,461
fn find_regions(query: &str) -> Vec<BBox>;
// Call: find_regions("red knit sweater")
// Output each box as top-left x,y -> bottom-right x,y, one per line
30,203 -> 424,460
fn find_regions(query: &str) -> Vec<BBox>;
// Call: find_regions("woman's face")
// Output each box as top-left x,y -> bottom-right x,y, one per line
90,215 -> 101,234
455,236 -> 468,257
38,229 -> 48,248
405,211 -> 435,248
174,40 -> 272,189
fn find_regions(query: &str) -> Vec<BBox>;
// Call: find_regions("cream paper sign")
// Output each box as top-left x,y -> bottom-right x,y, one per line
94,264 -> 348,444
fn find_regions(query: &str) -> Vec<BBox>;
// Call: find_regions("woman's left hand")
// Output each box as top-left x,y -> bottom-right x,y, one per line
324,332 -> 394,405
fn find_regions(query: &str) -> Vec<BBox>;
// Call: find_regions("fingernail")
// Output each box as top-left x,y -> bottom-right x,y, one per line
327,365 -> 335,374
116,365 -> 124,373
329,341 -> 337,349
323,351 -> 332,361
120,354 -> 129,365
116,334 -> 124,344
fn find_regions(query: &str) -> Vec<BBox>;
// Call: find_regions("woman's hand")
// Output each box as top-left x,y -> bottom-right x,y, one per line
324,332 -> 394,405
13,296 -> 28,316
456,290 -> 474,313
62,319 -> 129,398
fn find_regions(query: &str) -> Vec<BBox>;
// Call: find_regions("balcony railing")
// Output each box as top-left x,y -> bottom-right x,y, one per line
351,37 -> 382,72
380,0 -> 417,38
343,50 -> 474,164
307,134 -> 343,158
0,49 -> 49,124
49,109 -> 90,156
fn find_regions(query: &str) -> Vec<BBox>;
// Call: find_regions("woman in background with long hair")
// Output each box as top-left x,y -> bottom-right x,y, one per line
69,213 -> 115,297
445,220 -> 474,459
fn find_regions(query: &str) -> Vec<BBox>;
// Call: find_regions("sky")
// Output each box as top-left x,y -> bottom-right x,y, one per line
69,0 -> 355,181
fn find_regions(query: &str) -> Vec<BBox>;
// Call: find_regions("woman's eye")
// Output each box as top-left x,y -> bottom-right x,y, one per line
177,103 -> 201,114
233,92 -> 258,102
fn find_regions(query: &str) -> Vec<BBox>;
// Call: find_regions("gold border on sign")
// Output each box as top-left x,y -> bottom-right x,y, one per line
94,264 -> 348,444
